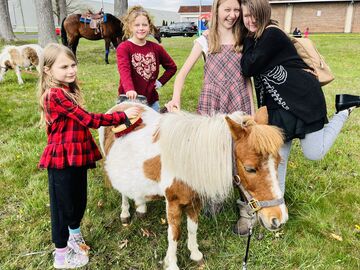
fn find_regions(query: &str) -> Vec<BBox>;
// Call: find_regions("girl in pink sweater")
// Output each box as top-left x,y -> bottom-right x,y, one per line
116,6 -> 177,111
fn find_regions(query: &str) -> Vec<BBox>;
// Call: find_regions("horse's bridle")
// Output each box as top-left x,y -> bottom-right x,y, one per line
232,143 -> 285,214
232,142 -> 285,270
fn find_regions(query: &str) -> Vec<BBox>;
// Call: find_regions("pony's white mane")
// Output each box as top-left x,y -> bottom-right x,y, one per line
159,111 -> 247,202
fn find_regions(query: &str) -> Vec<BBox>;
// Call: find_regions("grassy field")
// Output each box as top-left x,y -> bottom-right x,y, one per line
0,35 -> 359,270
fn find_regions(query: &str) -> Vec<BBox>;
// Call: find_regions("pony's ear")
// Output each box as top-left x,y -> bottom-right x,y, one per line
225,116 -> 247,140
254,106 -> 268,125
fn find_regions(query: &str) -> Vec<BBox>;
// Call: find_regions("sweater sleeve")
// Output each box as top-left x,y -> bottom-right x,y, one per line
116,42 -> 135,92
156,45 -> 177,86
241,28 -> 288,77
51,88 -> 127,129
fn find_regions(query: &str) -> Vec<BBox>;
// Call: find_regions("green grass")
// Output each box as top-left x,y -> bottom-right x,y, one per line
0,35 -> 359,270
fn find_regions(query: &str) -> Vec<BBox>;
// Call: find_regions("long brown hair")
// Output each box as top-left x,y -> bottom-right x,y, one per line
37,43 -> 83,126
122,6 -> 156,39
208,0 -> 247,54
241,0 -> 277,39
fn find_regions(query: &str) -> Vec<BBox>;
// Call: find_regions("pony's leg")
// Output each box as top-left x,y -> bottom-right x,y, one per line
14,66 -> 24,85
164,199 -> 182,270
185,202 -> 203,263
111,37 -> 118,49
104,39 -> 110,64
120,194 -> 131,224
68,36 -> 79,56
134,197 -> 147,218
0,68 -> 6,82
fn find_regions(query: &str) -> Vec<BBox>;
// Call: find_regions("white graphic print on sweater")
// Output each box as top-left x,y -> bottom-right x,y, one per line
256,65 -> 290,110
131,52 -> 156,81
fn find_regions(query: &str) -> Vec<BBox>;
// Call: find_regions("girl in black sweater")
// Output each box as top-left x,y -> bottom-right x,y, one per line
234,0 -> 358,236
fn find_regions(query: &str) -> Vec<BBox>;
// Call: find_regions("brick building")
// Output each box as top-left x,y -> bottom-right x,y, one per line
271,0 -> 359,33
178,1 -> 360,33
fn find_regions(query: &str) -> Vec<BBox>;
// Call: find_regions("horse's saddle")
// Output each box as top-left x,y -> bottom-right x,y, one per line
80,9 -> 107,33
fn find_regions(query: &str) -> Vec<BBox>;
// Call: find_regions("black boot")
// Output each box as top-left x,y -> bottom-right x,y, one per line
335,94 -> 360,113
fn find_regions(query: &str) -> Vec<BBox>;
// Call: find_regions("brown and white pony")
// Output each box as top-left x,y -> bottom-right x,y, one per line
0,44 -> 43,85
99,103 -> 288,270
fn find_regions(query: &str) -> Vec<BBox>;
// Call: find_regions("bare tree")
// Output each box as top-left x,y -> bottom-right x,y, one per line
53,0 -> 67,25
0,0 -> 16,41
114,0 -> 128,18
34,0 -> 57,47
53,0 -> 83,25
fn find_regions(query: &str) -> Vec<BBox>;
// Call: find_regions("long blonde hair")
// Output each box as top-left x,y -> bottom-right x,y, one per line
208,0 -> 247,54
122,6 -> 156,39
37,43 -> 83,126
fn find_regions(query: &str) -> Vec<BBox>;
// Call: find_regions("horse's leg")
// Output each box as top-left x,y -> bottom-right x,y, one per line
164,196 -> 182,270
72,37 -> 80,57
120,194 -> 131,224
111,37 -> 118,49
104,38 -> 110,64
14,66 -> 24,85
134,197 -> 147,218
0,68 -> 6,82
185,201 -> 203,263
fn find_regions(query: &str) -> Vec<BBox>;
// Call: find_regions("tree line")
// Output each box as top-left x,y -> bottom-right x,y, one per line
0,0 -> 128,47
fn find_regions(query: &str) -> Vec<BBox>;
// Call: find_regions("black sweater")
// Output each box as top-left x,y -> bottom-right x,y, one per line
241,27 -> 327,125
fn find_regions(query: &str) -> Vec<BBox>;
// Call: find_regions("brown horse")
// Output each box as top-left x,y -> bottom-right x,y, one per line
61,13 -> 162,64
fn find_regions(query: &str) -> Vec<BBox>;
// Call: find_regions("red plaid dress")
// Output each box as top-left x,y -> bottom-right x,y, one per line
38,87 -> 127,169
198,44 -> 252,115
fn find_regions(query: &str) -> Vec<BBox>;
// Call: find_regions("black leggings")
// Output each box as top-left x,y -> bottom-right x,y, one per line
48,167 -> 88,248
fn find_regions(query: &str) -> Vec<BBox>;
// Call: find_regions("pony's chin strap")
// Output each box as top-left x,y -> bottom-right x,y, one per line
234,175 -> 285,214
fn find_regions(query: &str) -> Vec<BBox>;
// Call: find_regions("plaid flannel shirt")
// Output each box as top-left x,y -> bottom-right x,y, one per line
39,87 -> 127,169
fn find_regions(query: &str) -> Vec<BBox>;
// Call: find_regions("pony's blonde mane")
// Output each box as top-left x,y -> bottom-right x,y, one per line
159,111 -> 247,202
248,124 -> 284,156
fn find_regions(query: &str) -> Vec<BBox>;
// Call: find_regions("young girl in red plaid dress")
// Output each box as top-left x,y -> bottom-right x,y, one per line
116,6 -> 177,111
37,44 -> 140,269
166,0 -> 254,115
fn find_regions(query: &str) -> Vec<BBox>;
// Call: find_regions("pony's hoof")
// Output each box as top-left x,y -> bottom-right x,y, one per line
121,217 -> 131,225
195,258 -> 205,267
135,211 -> 147,219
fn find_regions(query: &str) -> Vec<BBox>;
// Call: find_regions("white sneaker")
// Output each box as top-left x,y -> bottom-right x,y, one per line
53,248 -> 89,269
67,233 -> 90,256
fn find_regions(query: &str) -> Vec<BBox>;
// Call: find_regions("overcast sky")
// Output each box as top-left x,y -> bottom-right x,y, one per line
101,0 -> 213,12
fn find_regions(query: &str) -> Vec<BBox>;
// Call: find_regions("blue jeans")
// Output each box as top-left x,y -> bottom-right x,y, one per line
278,110 -> 349,194
151,101 -> 160,112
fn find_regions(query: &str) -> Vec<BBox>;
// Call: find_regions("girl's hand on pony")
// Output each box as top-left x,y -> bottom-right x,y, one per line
126,90 -> 138,99
124,106 -> 141,119
165,99 -> 180,112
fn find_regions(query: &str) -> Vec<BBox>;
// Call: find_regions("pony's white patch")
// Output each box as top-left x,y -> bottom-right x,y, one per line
187,217 -> 203,261
159,111 -> 247,202
268,155 -> 288,223
165,223 -> 179,270
0,44 -> 43,85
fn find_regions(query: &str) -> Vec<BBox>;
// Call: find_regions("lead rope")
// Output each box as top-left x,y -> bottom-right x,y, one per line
242,225 -> 253,270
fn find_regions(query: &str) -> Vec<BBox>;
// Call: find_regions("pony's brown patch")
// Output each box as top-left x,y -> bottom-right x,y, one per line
23,47 -> 39,66
9,48 -> 22,66
4,60 -> 13,69
143,155 -> 161,182
165,180 -> 201,241
103,104 -> 146,156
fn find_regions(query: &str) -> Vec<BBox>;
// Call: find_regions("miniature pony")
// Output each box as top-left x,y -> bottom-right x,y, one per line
0,44 -> 43,84
99,103 -> 288,270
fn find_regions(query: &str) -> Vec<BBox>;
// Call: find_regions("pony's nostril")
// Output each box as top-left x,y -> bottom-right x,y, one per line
271,218 -> 280,228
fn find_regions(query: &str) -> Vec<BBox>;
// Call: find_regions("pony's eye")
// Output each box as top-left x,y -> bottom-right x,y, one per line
244,166 -> 256,173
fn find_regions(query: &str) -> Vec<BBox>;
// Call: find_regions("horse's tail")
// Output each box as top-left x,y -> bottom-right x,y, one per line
61,17 -> 68,46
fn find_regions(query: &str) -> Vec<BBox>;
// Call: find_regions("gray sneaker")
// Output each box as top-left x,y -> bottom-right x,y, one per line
53,248 -> 89,269
233,200 -> 257,236
67,233 -> 90,256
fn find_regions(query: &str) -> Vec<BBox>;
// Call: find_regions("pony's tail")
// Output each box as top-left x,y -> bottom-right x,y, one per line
61,18 -> 68,46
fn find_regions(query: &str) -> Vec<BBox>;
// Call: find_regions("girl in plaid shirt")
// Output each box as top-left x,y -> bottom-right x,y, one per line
37,44 -> 140,269
166,0 -> 254,116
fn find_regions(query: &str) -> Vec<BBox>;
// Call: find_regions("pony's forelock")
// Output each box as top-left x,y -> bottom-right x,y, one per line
248,124 -> 284,156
